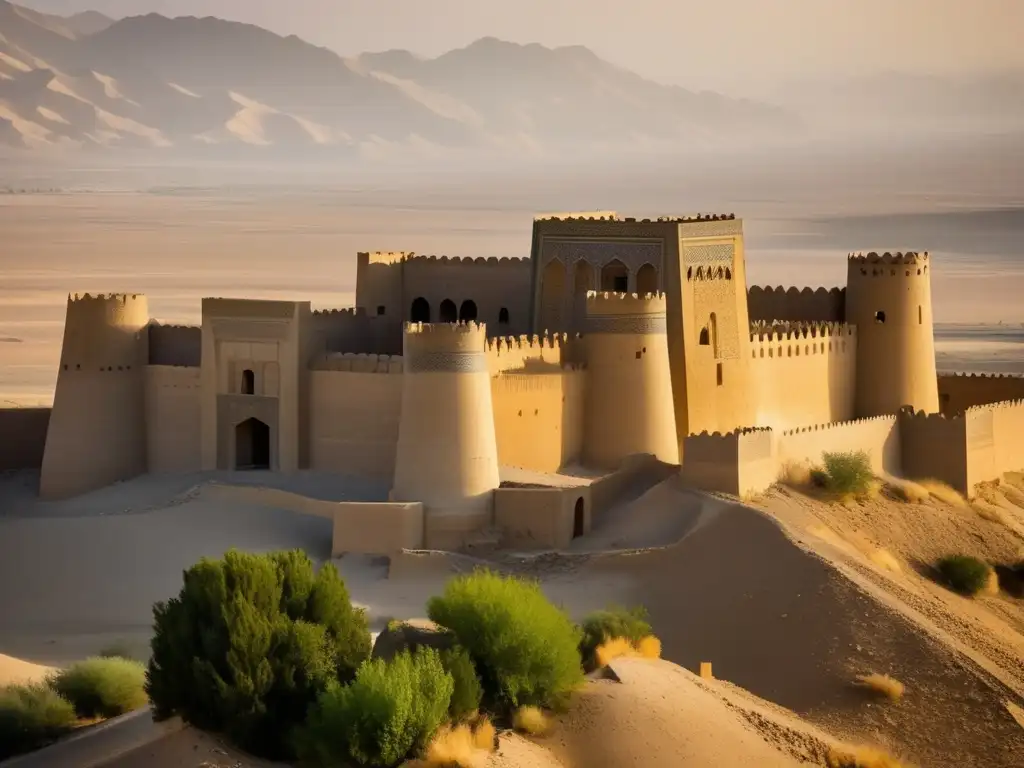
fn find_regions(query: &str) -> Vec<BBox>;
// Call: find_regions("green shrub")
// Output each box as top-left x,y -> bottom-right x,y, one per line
0,683 -> 76,760
51,657 -> 148,718
579,606 -> 652,671
427,569 -> 583,711
439,646 -> 483,721
937,554 -> 992,595
819,451 -> 874,497
296,649 -> 453,767
145,549 -> 370,760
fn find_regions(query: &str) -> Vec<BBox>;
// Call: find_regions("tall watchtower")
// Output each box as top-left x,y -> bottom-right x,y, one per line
40,293 -> 150,499
582,292 -> 679,468
846,252 -> 939,417
390,322 -> 501,549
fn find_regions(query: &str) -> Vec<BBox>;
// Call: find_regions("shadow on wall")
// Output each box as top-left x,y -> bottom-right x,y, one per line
0,408 -> 50,471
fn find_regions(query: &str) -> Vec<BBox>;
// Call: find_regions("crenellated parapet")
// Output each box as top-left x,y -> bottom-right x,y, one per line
779,414 -> 895,437
746,285 -> 846,324
311,353 -> 403,373
749,320 -> 852,342
584,292 -> 667,335
402,322 -> 488,373
59,292 -> 150,370
943,372 -> 1024,380
360,252 -> 529,266
848,250 -> 930,267
484,331 -> 578,373
965,398 -> 1024,413
534,212 -> 737,223
148,322 -> 201,367
748,322 -> 855,360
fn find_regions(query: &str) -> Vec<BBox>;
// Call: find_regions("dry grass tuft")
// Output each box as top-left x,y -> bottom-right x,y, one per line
636,635 -> 661,659
916,479 -> 966,507
424,719 -> 496,767
855,673 -> 905,702
982,568 -> 1000,596
885,478 -> 930,504
868,549 -> 902,574
594,635 -> 663,666
827,745 -> 911,768
513,705 -> 550,736
781,461 -> 813,487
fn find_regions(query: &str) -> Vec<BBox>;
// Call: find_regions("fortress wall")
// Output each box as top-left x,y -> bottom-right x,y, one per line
309,362 -> 403,479
144,365 -> 201,473
737,428 -> 779,497
937,373 -> 1024,417
148,323 -> 201,367
494,487 -> 589,550
491,368 -> 586,473
747,286 -> 846,323
962,400 -> 1024,492
898,410 -> 969,493
309,309 -> 397,357
0,407 -> 50,470
748,324 -> 856,430
484,333 -> 581,375
401,256 -> 534,336
680,431 -> 741,495
777,416 -> 901,476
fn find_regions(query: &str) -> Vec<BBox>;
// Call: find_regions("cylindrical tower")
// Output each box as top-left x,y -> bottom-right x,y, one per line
846,252 -> 939,417
582,292 -> 679,469
391,322 -> 500,550
40,293 -> 150,500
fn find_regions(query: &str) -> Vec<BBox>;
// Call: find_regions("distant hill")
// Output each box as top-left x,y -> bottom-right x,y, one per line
0,1 -> 798,159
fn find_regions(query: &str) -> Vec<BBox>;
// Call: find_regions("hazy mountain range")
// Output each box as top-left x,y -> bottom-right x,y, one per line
0,0 -> 801,159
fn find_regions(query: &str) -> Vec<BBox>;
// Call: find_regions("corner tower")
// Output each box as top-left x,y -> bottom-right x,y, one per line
846,251 -> 939,417
582,292 -> 679,468
390,322 -> 500,549
40,293 -> 149,499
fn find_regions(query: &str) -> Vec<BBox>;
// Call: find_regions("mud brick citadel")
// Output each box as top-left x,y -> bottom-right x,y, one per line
25,212 -> 1024,549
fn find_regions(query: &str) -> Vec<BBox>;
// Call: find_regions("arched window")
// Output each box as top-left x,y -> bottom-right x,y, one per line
600,259 -> 628,293
709,312 -> 719,358
439,299 -> 457,323
699,328 -> 710,346
636,263 -> 658,295
498,307 -> 510,325
241,369 -> 255,395
410,297 -> 430,323
459,300 -> 478,322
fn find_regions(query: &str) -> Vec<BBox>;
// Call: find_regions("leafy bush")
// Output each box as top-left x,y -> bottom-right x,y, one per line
0,683 -> 76,760
146,549 -> 370,759
51,657 -> 148,718
579,606 -> 652,671
427,569 -> 583,711
937,554 -> 992,596
439,646 -> 482,721
819,451 -> 874,497
297,649 -> 453,768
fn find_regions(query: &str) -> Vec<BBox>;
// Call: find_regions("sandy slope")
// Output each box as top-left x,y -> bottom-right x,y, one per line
0,652 -> 54,686
2,468 -> 1023,766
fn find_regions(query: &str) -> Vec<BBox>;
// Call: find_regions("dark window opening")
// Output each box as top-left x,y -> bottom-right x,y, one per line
613,275 -> 628,292
235,417 -> 270,470
439,299 -> 458,323
918,305 -> 922,324
410,297 -> 431,323
717,362 -> 724,386
376,305 -> 386,316
458,299 -> 478,322
875,310 -> 886,324
699,328 -> 710,345
498,307 -> 510,324
241,369 -> 255,395
573,497 -> 585,538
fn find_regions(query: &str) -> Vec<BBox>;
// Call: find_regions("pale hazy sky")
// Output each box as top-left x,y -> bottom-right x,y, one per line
22,0 -> 1024,93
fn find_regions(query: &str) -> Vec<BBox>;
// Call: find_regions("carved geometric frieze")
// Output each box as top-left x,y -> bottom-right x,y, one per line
540,238 -> 664,272
587,314 -> 668,334
405,351 -> 488,374
682,242 -> 734,266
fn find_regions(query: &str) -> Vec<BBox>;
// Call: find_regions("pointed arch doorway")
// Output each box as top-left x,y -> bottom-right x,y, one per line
236,417 -> 270,470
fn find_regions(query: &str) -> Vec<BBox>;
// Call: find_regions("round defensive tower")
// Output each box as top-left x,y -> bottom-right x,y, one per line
390,321 -> 501,550
846,252 -> 939,417
582,292 -> 679,469
40,293 -> 150,500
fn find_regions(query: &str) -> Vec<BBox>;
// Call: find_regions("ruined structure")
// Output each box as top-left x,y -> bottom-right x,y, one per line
27,212 -> 1024,546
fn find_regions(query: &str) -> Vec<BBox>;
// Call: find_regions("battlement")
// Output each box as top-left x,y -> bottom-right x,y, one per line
750,321 -> 854,342
585,291 -> 667,316
68,292 -> 144,305
691,426 -> 773,439
847,251 -> 930,267
534,212 -> 738,223
943,372 -> 1024,380
899,406 -> 962,422
202,298 -> 301,319
965,398 -> 1024,414
746,285 -> 847,324
403,321 -> 488,358
360,252 -> 529,266
311,353 -> 403,373
312,307 -> 363,317
484,332 -> 580,373
779,414 -> 895,437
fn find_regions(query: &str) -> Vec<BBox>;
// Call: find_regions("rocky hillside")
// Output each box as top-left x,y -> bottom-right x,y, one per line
0,2 -> 798,158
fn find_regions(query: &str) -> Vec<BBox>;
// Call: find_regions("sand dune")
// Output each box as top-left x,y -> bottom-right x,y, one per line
0,652 -> 55,686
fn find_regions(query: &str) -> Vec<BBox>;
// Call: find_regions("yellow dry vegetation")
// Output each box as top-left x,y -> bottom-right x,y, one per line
827,745 -> 912,768
512,705 -> 550,736
867,549 -> 903,574
885,478 -> 930,504
914,479 -> 966,507
594,634 -> 662,667
855,673 -> 905,702
422,718 -> 496,768
982,568 -> 1000,596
